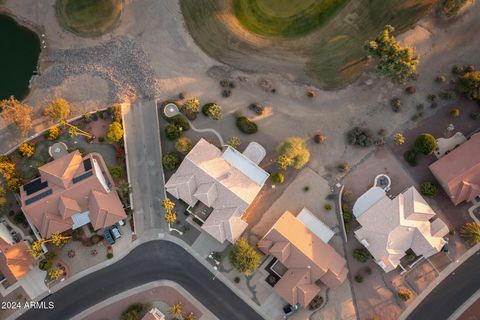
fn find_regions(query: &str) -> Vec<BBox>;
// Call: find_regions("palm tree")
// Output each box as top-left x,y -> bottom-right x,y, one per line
183,312 -> 196,320
169,302 -> 183,317
460,222 -> 480,245
162,198 -> 175,212
164,212 -> 177,224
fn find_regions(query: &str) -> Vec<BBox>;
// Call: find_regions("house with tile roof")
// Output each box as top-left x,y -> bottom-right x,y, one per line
258,210 -> 348,307
429,132 -> 480,205
0,238 -> 34,286
353,186 -> 449,272
20,151 -> 127,238
165,138 -> 269,243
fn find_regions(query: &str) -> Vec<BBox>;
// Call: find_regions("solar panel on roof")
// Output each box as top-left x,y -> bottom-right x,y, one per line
83,158 -> 92,171
72,170 -> 93,184
25,189 -> 53,205
23,178 -> 49,196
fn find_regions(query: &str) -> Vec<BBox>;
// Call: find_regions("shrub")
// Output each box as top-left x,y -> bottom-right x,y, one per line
324,203 -> 332,211
452,65 -> 465,75
441,0 -> 468,17
420,181 -> 438,197
353,248 -> 371,263
347,127 -> 373,147
98,136 -> 105,143
234,277 -> 241,283
19,143 -> 35,158
314,133 -> 327,144
450,108 -> 461,117
391,98 -> 402,112
44,98 -> 71,122
436,75 -> 447,83
272,173 -> 284,184
222,89 -> 232,97
46,126 -> 61,140
337,162 -> 350,173
393,133 -> 406,145
121,303 -> 147,320
229,238 -> 261,275
456,71 -> 480,100
342,190 -> 355,203
182,98 -> 200,117
236,116 -> 258,134
167,115 -> 190,131
107,253 -> 114,259
355,274 -> 364,283
202,103 -> 222,120
404,150 -> 418,166
106,121 -> 124,142
39,259 -> 53,271
162,152 -> 181,171
227,136 -> 241,149
470,112 -> 480,120
397,288 -> 413,301
303,186 -> 310,192
110,167 -> 123,179
276,137 -> 310,170
165,124 -> 183,140
83,113 -> 92,123
108,104 -> 123,122
175,137 -> 193,154
364,266 -> 372,275
414,134 -> 437,155
460,222 -> 480,245
405,86 -> 416,94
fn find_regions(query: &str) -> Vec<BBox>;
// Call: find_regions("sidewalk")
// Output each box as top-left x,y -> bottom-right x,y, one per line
399,242 -> 480,320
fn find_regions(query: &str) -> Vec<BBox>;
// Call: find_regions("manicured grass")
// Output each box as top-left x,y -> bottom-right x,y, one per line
233,0 -> 348,37
181,0 -> 436,89
55,0 -> 122,37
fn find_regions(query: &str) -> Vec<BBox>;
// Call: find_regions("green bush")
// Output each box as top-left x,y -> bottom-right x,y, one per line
353,248 -> 371,263
175,137 -> 193,154
355,274 -> 364,283
39,259 -> 53,271
202,103 -> 222,120
397,288 -> 413,301
324,203 -> 333,211
470,112 -> 480,120
162,152 -> 181,171
165,124 -> 183,140
272,172 -> 284,184
107,253 -> 114,259
414,134 -> 437,155
229,238 -> 261,275
167,114 -> 190,131
236,116 -> 258,134
404,149 -> 418,166
456,71 -> 480,100
347,127 -> 373,147
420,181 -> 438,197
110,167 -> 123,179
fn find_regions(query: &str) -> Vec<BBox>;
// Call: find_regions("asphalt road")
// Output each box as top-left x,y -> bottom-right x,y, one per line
123,99 -> 166,233
18,241 -> 264,320
407,248 -> 480,320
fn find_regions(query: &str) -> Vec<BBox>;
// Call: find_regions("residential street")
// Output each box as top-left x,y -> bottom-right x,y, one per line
123,100 -> 166,233
407,248 -> 480,320
17,240 -> 264,320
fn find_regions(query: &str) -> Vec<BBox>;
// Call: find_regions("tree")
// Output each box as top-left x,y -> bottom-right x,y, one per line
364,25 -> 418,84
393,133 -> 406,145
276,137 -> 310,170
227,136 -> 241,149
163,198 -> 177,224
46,126 -> 61,140
0,157 -> 22,192
164,211 -> 177,224
48,267 -> 64,280
420,181 -> 438,197
50,232 -> 71,246
162,152 -> 181,171
19,143 -> 35,158
229,238 -> 261,275
44,98 -> 71,122
106,121 -> 124,142
175,137 -> 193,154
347,127 -> 373,147
182,98 -> 200,116
272,172 -> 284,184
28,240 -> 44,258
169,302 -> 183,316
414,133 -> 437,155
184,312 -> 196,320
109,104 -> 123,122
456,71 -> 480,100
165,123 -> 183,140
441,0 -> 468,17
0,96 -> 33,135
162,198 -> 176,212
205,103 -> 222,120
460,222 -> 480,245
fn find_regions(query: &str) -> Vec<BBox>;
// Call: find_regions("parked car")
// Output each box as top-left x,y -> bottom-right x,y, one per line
249,103 -> 265,115
110,225 -> 121,240
283,303 -> 300,318
103,229 -> 115,245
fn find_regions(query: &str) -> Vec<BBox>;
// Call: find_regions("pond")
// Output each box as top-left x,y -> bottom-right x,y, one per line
0,14 -> 41,100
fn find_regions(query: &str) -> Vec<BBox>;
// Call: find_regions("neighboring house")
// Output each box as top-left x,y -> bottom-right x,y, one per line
20,151 -> 126,239
142,308 -> 165,320
353,186 -> 449,272
165,139 -> 269,243
258,210 -> 348,308
0,237 -> 34,287
429,133 -> 480,205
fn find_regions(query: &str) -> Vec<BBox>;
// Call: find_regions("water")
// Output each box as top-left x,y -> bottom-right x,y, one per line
0,14 -> 41,100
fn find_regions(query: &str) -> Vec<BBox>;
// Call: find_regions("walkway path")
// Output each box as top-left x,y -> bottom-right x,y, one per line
188,119 -> 224,146
123,100 -> 167,234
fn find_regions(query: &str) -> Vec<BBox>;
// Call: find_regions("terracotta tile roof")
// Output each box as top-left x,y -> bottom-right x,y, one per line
259,211 -> 348,307
20,151 -> 126,238
0,239 -> 34,284
429,133 -> 480,205
165,139 -> 268,243
354,186 -> 448,272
